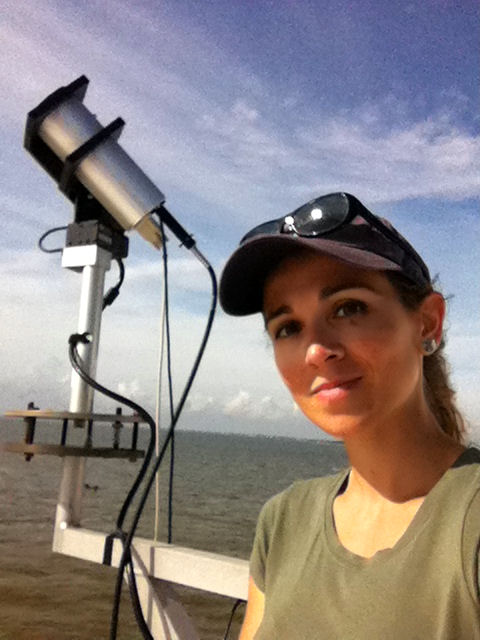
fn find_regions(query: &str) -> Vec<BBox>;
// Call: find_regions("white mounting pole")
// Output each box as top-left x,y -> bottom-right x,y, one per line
53,244 -> 111,545
50,241 -> 202,637
65,245 -> 112,417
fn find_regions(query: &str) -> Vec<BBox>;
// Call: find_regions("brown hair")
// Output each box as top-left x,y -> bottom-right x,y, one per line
386,272 -> 466,443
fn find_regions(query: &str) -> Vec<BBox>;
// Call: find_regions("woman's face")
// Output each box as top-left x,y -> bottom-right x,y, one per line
263,252 -> 437,440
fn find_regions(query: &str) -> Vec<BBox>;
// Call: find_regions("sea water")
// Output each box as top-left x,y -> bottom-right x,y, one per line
0,422 -> 347,639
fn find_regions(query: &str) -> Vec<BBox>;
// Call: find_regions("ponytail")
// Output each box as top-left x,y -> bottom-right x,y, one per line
423,341 -> 466,442
386,272 -> 466,443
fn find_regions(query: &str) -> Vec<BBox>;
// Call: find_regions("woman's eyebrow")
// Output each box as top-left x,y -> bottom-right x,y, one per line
264,304 -> 291,328
320,282 -> 377,298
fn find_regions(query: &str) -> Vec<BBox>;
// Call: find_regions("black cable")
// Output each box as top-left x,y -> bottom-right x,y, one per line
68,337 -> 156,532
68,337 -> 156,640
68,341 -> 152,532
167,415 -> 175,542
39,226 -> 125,309
115,530 -> 155,640
38,226 -> 68,253
68,242 -> 218,640
223,599 -> 245,640
158,220 -> 176,544
103,257 -> 125,310
69,334 -> 155,640
109,251 -> 217,640
125,550 -> 155,640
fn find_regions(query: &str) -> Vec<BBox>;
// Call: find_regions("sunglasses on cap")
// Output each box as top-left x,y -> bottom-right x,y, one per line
240,192 -> 430,284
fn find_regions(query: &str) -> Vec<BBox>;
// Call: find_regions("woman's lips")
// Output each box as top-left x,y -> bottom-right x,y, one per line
310,377 -> 362,401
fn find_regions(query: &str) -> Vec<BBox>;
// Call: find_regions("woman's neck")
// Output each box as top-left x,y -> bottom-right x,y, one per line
342,403 -> 465,503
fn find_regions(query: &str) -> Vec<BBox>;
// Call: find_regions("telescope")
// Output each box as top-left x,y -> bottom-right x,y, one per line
25,75 -> 194,250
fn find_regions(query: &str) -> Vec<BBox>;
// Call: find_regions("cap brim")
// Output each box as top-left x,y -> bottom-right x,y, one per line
219,235 -> 402,316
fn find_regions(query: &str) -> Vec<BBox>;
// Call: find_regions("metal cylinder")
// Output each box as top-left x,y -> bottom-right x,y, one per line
69,259 -> 108,416
38,97 -> 164,247
54,246 -> 110,539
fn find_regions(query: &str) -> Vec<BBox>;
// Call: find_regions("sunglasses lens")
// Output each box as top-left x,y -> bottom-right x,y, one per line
292,193 -> 350,235
240,219 -> 281,244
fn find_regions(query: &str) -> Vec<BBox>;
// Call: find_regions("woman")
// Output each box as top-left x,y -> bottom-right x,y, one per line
219,192 -> 480,639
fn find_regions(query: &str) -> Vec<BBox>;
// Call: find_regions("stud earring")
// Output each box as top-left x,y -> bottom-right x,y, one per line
422,339 -> 437,356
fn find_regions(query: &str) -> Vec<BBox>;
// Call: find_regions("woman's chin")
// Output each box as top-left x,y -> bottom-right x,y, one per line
300,407 -> 372,441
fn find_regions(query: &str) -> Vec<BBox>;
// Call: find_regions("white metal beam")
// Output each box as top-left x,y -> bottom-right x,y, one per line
56,526 -> 249,601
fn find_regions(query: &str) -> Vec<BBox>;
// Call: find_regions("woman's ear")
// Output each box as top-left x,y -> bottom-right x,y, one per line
419,292 -> 445,346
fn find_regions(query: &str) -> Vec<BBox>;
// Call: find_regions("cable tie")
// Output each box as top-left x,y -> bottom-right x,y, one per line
68,332 -> 92,346
103,532 -> 116,566
103,288 -> 120,308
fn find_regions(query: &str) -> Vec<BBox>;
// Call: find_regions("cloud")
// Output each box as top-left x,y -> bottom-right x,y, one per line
184,393 -> 215,413
446,330 -> 480,375
444,324 -> 480,435
146,96 -> 480,227
223,390 -> 251,416
117,378 -> 148,402
296,113 -> 480,203
257,395 -> 293,421
223,390 -> 290,421
126,256 -> 210,294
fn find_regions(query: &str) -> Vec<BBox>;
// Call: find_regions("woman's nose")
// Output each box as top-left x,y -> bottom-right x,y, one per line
305,341 -> 343,367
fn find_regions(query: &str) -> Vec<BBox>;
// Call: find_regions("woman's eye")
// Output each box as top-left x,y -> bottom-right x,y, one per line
274,321 -> 301,340
334,300 -> 368,318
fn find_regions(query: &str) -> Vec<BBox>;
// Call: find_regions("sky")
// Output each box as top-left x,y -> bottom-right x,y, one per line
1,0 -> 479,441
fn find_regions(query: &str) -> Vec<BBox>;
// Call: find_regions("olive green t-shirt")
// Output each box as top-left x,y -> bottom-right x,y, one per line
250,447 -> 480,639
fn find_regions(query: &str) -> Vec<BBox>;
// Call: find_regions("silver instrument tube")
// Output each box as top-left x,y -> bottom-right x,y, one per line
38,97 -> 165,248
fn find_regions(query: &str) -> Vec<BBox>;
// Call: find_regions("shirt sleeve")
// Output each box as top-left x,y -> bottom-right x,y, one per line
462,487 -> 480,601
249,492 -> 283,593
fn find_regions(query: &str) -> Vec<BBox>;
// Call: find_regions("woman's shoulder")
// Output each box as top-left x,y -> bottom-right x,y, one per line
260,469 -> 348,522
289,470 -> 349,500
453,447 -> 480,602
444,445 -> 480,493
